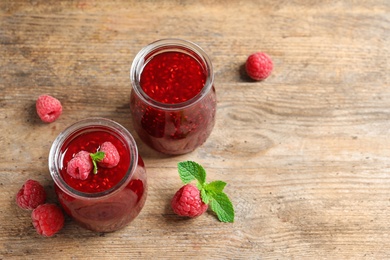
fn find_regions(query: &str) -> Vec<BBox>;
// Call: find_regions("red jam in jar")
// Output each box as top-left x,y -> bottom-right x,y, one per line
130,39 -> 216,155
60,131 -> 130,193
140,51 -> 206,104
49,118 -> 147,232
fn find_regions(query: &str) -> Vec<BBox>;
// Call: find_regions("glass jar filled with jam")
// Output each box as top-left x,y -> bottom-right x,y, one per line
130,39 -> 216,155
49,118 -> 147,232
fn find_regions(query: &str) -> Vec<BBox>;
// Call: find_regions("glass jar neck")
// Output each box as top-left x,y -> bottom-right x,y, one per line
130,38 -> 214,111
48,117 -> 138,200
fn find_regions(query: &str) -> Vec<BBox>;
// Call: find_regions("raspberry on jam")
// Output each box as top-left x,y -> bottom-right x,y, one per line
61,131 -> 129,193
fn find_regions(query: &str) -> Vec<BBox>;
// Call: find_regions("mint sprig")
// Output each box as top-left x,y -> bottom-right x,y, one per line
90,151 -> 105,174
177,161 -> 235,223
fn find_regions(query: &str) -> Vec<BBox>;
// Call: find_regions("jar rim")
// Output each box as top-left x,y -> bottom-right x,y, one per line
48,117 -> 138,200
130,38 -> 214,111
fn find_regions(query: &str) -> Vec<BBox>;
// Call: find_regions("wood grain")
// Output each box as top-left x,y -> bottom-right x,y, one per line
1,0 -> 390,259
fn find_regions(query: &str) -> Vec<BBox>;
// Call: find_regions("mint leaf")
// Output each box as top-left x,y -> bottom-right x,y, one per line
209,192 -> 235,223
90,151 -> 105,174
177,161 -> 206,186
205,180 -> 227,194
200,188 -> 210,204
202,181 -> 226,205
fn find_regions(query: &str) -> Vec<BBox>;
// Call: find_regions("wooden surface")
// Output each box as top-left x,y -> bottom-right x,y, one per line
1,1 -> 390,259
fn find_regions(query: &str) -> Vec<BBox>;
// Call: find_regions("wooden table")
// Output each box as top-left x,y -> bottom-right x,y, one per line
1,1 -> 389,259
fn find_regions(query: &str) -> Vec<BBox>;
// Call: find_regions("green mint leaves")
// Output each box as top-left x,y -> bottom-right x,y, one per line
177,161 -> 235,223
178,160 -> 206,186
90,151 -> 105,174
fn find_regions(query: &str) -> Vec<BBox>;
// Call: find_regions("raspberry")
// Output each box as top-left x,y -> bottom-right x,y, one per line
36,94 -> 63,123
66,150 -> 92,180
98,141 -> 120,168
16,179 -> 47,210
171,184 -> 208,217
245,52 -> 273,81
31,204 -> 64,237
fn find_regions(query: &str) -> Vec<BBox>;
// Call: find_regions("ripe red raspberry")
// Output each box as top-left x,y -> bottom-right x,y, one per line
98,141 -> 120,168
171,184 -> 208,217
31,204 -> 64,237
36,94 -> 63,123
16,179 -> 47,210
245,52 -> 273,81
66,150 -> 92,180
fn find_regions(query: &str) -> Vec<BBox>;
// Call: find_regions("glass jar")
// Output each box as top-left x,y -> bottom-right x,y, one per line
130,38 -> 217,155
48,118 -> 147,232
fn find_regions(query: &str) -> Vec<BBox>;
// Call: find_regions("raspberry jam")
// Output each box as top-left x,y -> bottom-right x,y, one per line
49,118 -> 147,232
140,52 -> 206,104
130,39 -> 216,154
60,131 -> 130,193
